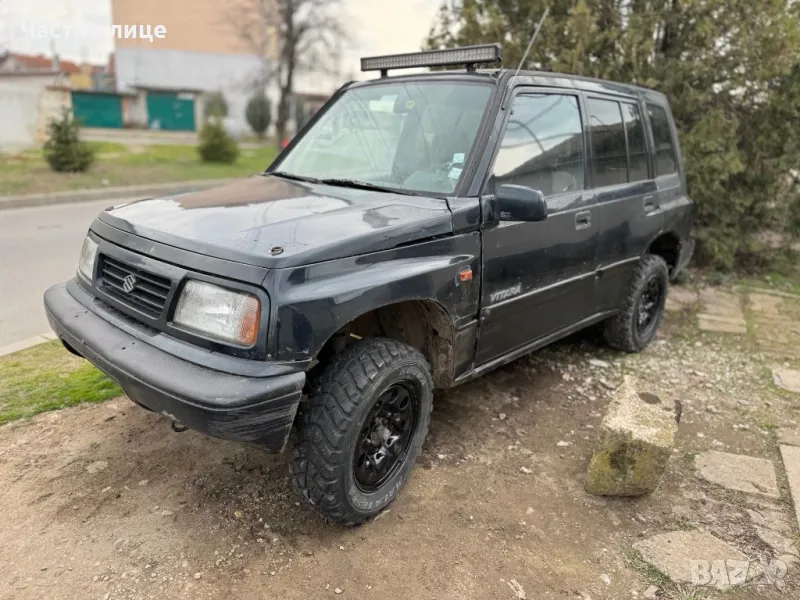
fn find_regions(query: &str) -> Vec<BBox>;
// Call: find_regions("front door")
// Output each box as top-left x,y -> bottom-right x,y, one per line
476,90 -> 599,365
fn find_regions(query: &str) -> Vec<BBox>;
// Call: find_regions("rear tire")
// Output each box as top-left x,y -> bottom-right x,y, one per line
290,338 -> 433,526
603,254 -> 669,352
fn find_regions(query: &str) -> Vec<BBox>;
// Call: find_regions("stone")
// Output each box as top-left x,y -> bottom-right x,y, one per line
585,377 -> 679,496
777,428 -> 800,447
85,461 -> 108,474
746,508 -> 792,535
588,359 -> 611,369
695,451 -> 779,498
780,445 -> 800,531
633,530 -> 754,589
773,368 -> 800,394
756,527 -> 799,556
697,314 -> 748,334
748,293 -> 784,316
642,585 -> 659,599
697,289 -> 747,334
666,287 -> 699,312
700,288 -> 744,317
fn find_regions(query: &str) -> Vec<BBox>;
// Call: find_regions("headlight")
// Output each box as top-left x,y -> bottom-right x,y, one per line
77,236 -> 99,281
174,281 -> 261,346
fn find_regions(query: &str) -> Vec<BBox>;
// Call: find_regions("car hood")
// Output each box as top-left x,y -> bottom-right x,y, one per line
97,175 -> 454,268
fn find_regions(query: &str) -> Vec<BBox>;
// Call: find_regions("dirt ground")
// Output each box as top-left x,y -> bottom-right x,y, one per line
1,283 -> 799,600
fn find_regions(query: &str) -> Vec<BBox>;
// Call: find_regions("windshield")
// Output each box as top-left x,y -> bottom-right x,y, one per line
274,81 -> 494,195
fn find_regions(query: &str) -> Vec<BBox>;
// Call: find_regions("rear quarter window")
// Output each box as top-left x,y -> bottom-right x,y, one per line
647,103 -> 678,176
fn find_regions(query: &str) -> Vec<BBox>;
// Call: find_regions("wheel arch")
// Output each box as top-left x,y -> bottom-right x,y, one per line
645,231 -> 681,274
309,299 -> 457,389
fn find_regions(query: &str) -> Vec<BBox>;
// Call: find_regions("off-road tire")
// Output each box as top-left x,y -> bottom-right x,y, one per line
290,338 -> 433,526
603,254 -> 669,353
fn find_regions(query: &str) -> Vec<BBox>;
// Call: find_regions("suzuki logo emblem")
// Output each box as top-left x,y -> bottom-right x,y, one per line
122,274 -> 138,293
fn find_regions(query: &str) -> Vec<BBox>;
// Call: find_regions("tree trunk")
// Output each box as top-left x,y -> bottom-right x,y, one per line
276,86 -> 291,148
275,10 -> 296,148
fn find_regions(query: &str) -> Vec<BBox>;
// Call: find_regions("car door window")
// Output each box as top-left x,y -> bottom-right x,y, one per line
488,93 -> 585,197
622,103 -> 649,182
587,98 -> 628,187
647,103 -> 678,176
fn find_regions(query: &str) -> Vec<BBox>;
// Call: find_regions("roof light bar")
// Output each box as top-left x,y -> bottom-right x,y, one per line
361,44 -> 502,75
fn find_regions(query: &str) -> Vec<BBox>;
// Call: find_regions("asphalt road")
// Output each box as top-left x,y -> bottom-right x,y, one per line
0,199 -> 119,347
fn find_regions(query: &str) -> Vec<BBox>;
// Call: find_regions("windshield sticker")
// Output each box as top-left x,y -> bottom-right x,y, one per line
448,166 -> 462,180
453,153 -> 465,164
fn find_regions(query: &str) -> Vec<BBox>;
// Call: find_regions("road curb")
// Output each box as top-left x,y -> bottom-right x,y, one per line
0,333 -> 58,358
0,178 -> 238,211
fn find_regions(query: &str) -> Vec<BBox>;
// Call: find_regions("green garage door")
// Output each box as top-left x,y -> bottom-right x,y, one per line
72,92 -> 124,128
146,92 -> 196,131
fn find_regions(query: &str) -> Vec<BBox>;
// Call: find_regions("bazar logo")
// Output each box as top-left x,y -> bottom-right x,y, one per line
690,558 -> 788,588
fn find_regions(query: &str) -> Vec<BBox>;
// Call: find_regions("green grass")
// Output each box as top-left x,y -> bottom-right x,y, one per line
623,547 -> 673,589
0,340 -> 122,425
0,143 -> 279,196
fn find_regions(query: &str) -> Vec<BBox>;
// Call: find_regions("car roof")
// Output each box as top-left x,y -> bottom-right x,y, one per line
350,68 -> 669,106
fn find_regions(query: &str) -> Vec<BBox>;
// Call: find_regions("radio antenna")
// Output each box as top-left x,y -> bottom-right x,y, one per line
513,6 -> 550,79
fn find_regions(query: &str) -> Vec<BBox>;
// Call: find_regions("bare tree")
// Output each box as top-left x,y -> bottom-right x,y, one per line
0,1 -> 8,56
227,0 -> 346,146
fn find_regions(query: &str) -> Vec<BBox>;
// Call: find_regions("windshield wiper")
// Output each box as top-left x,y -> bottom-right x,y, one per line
319,178 -> 419,196
270,171 -> 322,184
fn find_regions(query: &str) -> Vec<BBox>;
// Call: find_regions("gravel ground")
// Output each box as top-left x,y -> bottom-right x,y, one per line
0,284 -> 798,600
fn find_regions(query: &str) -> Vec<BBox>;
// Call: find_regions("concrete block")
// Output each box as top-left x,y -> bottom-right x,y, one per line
586,377 -> 679,496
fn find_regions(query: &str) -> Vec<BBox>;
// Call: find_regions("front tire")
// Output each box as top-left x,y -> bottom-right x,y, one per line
291,338 -> 433,525
603,254 -> 669,352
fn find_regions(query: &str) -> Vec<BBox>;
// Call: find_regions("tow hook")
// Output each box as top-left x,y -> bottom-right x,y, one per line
170,421 -> 189,433
161,410 -> 189,432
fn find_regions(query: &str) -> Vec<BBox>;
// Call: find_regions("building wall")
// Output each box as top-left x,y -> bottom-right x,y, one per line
69,72 -> 93,90
36,87 -> 72,145
111,0 -> 275,57
0,74 -> 63,150
115,48 -> 274,137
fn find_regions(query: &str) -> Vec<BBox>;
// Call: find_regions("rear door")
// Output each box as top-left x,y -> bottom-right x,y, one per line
476,88 -> 599,365
588,95 -> 662,312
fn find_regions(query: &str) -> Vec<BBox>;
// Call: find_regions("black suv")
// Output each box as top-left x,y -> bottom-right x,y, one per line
45,44 -> 693,525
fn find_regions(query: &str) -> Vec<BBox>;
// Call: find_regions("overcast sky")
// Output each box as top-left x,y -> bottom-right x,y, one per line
3,0 -> 440,79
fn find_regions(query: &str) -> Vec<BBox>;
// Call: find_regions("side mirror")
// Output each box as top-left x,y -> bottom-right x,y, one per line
493,184 -> 548,222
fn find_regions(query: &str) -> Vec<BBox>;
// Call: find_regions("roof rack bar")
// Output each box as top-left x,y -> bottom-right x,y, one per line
361,44 -> 502,75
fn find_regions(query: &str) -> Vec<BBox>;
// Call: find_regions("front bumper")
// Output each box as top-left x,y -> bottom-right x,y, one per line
44,281 -> 305,452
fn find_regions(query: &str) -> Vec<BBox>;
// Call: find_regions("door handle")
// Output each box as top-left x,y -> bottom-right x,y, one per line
575,211 -> 592,230
643,195 -> 657,212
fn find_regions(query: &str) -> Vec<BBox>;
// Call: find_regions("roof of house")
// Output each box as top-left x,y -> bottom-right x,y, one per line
0,53 -> 92,75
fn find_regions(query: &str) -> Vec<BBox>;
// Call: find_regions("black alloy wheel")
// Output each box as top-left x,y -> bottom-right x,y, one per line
353,382 -> 419,492
636,275 -> 666,340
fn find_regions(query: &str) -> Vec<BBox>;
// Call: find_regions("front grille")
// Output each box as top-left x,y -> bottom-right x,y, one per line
99,255 -> 172,319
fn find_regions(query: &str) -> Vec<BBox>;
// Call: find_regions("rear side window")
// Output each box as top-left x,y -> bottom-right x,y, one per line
622,103 -> 649,182
587,98 -> 628,187
489,94 -> 585,196
647,103 -> 678,176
